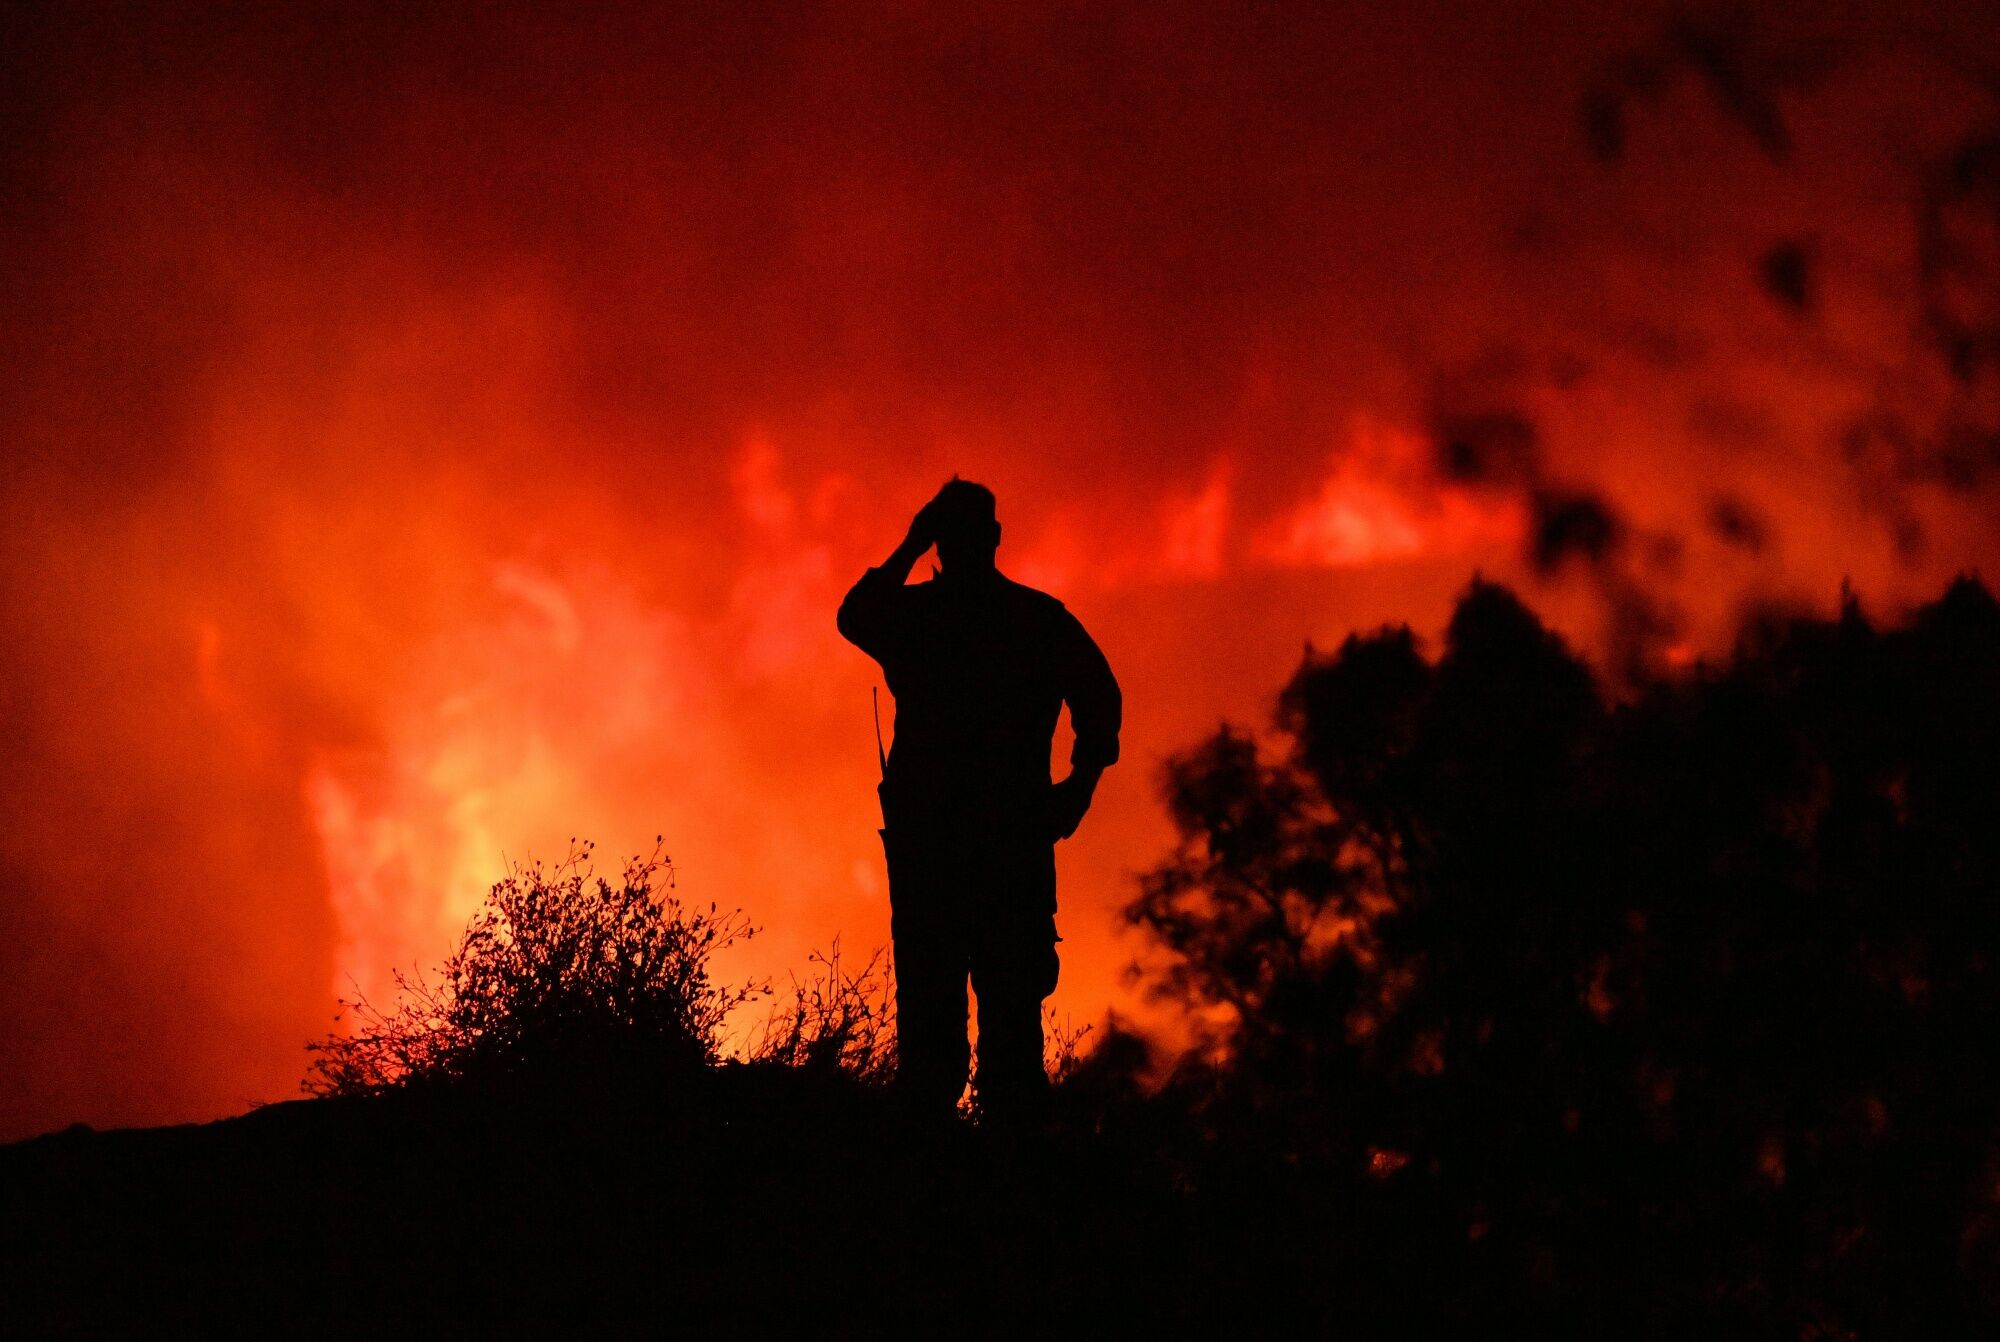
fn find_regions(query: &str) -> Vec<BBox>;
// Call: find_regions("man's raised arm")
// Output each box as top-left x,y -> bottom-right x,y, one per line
836,499 -> 939,660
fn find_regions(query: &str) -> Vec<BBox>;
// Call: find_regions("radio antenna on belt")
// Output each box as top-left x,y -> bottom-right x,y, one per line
872,685 -> 887,778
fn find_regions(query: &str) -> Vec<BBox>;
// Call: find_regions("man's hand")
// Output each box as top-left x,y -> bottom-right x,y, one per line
905,494 -> 943,551
888,489 -> 950,572
1048,768 -> 1102,841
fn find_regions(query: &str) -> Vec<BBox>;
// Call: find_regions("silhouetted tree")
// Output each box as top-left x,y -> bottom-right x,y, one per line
1126,575 -> 2000,1335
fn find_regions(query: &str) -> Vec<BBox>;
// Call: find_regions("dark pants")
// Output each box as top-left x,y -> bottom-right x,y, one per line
880,792 -> 1059,1119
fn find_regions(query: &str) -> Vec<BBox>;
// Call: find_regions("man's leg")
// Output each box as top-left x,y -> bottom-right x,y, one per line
968,843 -> 1060,1123
890,903 -> 971,1117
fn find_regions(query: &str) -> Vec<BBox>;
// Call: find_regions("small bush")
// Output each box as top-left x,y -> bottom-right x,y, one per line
749,941 -> 896,1083
306,841 -> 761,1097
1044,1010 -> 1094,1084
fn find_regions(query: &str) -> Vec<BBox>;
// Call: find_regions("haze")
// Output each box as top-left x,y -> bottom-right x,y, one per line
3,1 -> 1996,1138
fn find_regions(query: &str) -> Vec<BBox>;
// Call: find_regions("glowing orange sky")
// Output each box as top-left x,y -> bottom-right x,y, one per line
3,1 -> 1997,1139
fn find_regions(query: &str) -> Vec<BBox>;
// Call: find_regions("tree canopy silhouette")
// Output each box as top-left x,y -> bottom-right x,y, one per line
1124,575 -> 2000,1335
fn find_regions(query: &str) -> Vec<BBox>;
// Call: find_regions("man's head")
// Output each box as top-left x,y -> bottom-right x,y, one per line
929,477 -> 1000,572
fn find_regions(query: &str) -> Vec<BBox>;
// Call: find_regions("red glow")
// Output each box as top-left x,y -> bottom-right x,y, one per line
1260,418 -> 1524,568
4,3 -> 1999,1139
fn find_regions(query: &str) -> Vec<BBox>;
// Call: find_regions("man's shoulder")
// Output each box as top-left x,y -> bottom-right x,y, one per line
996,574 -> 1072,619
908,571 -> 1066,608
908,571 -> 1080,631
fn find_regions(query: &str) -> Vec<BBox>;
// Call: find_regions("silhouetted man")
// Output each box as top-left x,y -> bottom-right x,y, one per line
838,480 -> 1121,1121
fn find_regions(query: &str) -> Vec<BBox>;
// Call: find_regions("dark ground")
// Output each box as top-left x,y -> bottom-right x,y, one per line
1,1067 -> 1228,1340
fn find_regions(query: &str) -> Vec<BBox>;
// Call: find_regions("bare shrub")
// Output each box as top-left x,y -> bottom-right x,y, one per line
748,940 -> 896,1083
1044,1009 -> 1095,1085
306,841 -> 762,1097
